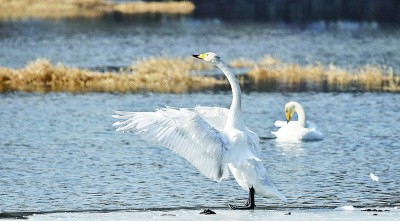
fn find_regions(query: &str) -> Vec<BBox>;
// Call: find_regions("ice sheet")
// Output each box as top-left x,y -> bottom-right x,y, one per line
4,207 -> 397,221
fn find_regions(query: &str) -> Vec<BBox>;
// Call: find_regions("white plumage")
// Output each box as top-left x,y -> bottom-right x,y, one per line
113,52 -> 287,208
370,173 -> 379,182
113,107 -> 230,182
272,101 -> 324,142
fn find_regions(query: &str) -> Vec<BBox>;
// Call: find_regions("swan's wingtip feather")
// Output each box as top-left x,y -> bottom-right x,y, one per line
115,127 -> 124,132
274,191 -> 288,202
112,121 -> 122,126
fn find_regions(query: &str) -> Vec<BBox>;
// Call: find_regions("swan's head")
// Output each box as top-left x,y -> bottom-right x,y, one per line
192,52 -> 221,65
284,101 -> 298,123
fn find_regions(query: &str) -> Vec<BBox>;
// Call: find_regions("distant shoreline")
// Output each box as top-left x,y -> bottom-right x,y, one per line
1,56 -> 398,93
0,0 -> 194,21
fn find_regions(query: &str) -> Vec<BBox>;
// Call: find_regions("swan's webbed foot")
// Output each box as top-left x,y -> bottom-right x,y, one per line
228,203 -> 255,210
228,187 -> 255,210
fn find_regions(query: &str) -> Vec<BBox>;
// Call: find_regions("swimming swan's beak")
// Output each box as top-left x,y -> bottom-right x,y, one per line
285,110 -> 292,124
193,53 -> 206,60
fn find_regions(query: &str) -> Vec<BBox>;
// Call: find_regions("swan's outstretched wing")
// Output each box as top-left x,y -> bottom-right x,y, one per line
192,106 -> 229,131
112,108 -> 230,182
246,129 -> 261,157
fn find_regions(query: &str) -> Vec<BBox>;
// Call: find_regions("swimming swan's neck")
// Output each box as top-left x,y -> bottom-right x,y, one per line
216,61 -> 245,130
294,103 -> 307,127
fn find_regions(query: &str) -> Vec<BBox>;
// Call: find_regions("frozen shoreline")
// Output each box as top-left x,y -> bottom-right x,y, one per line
2,207 -> 398,221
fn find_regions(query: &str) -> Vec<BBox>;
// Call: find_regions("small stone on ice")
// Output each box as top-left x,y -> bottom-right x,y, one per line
200,209 -> 216,215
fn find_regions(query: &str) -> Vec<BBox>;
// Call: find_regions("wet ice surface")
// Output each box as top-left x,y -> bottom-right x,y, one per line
1,92 -> 400,216
5,207 -> 397,221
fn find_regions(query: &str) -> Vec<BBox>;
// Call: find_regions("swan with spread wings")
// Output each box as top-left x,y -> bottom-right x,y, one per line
112,52 -> 287,209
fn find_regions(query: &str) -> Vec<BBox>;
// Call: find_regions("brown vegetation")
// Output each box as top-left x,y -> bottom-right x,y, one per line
114,1 -> 194,15
0,0 -> 195,20
246,58 -> 400,92
229,58 -> 256,68
0,0 -> 110,20
0,58 -> 222,93
0,56 -> 399,93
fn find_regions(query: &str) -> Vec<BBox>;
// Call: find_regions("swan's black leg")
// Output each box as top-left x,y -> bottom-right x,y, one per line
229,187 -> 255,210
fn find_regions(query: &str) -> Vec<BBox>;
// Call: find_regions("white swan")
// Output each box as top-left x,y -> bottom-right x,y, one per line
112,52 -> 287,209
272,101 -> 323,142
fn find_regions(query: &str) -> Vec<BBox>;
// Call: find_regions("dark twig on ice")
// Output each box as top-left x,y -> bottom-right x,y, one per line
200,209 -> 216,215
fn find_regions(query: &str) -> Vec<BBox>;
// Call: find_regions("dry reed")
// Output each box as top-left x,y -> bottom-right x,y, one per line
247,56 -> 400,92
0,57 -> 222,93
0,0 -> 195,20
229,58 -> 256,68
114,1 -> 194,15
128,56 -> 220,93
0,0 -> 111,20
1,56 -> 399,93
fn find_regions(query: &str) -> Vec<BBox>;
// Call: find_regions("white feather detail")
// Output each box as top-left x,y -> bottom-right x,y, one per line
272,120 -> 324,142
193,106 -> 261,158
113,108 -> 230,182
370,173 -> 379,182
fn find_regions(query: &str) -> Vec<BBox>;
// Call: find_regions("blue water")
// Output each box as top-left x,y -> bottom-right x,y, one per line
1,18 -> 400,70
1,92 -> 399,213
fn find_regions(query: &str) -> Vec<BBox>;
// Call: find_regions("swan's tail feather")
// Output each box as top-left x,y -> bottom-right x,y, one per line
256,184 -> 287,202
274,190 -> 288,202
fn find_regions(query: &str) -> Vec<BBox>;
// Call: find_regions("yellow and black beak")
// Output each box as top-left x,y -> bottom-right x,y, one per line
192,53 -> 206,60
285,110 -> 292,123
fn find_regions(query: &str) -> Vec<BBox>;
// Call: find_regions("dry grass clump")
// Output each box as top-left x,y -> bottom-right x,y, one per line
0,57 -> 222,93
260,54 -> 281,66
0,0 -> 110,20
0,59 -> 116,92
1,56 -> 398,93
114,1 -> 194,15
128,56 -> 220,93
0,0 -> 194,20
383,68 -> 400,92
229,58 -> 256,68
247,58 -> 400,92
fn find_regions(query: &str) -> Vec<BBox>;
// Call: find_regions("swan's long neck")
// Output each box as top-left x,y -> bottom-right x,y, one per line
216,61 -> 246,130
294,103 -> 307,127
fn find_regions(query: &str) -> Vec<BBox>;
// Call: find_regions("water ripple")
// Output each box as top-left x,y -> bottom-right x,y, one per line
0,92 -> 399,213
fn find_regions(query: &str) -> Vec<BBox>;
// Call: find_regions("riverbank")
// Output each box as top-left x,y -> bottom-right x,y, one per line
0,0 -> 194,20
0,56 -> 399,93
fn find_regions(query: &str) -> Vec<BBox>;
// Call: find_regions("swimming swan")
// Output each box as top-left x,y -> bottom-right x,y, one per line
272,101 -> 323,142
112,52 -> 287,209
